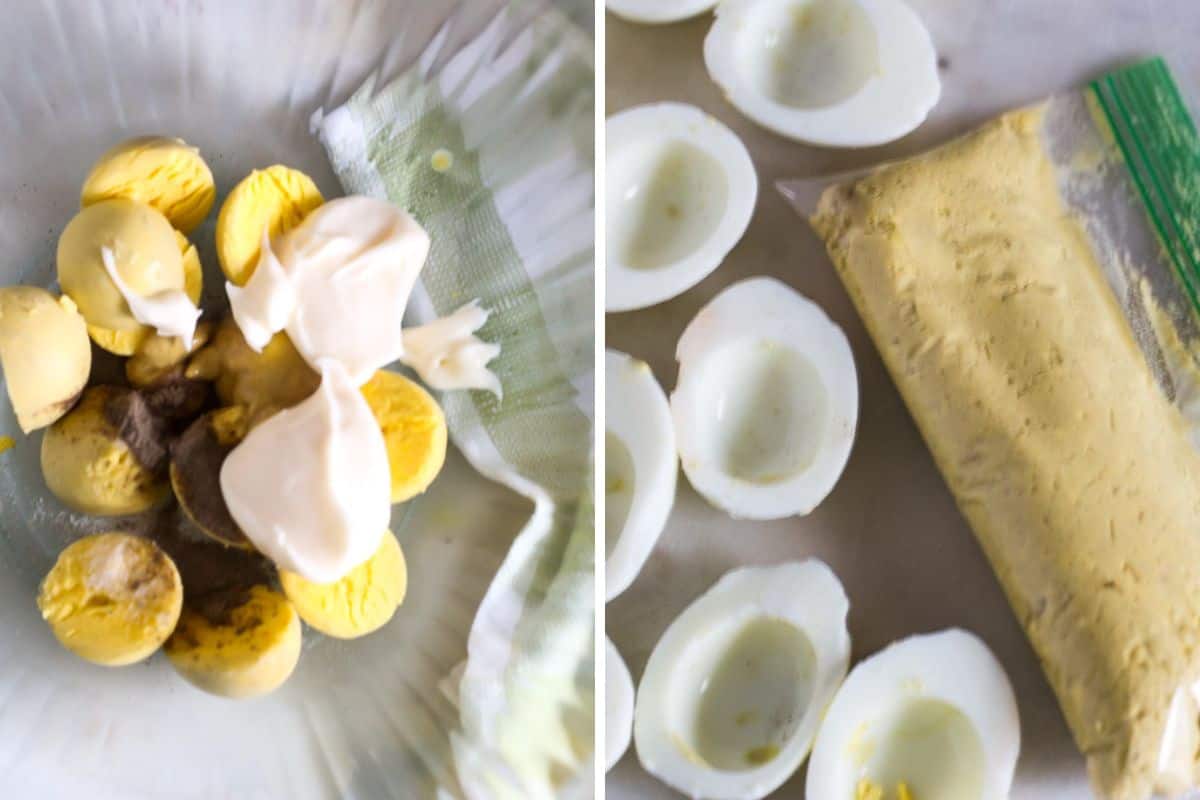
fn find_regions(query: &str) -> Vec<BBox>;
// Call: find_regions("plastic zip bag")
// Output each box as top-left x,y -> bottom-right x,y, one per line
782,58 -> 1200,800
785,57 -> 1200,428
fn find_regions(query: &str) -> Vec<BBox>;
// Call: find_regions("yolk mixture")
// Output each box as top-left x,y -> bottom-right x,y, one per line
813,107 -> 1200,800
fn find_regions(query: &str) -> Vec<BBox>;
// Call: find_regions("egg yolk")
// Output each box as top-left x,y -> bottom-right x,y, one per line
855,779 -> 915,800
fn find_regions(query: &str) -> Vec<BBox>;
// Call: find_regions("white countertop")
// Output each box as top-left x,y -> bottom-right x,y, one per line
605,2 -> 1200,798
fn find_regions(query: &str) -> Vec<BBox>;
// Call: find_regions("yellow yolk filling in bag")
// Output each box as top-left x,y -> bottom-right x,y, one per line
812,108 -> 1200,800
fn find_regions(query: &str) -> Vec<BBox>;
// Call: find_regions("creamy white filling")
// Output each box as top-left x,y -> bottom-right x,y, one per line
220,196 -> 502,583
219,360 -> 391,583
101,246 -> 200,349
227,229 -> 296,352
226,196 -> 500,392
399,301 -> 501,396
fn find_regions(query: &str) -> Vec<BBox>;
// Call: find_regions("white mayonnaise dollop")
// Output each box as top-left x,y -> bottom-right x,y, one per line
219,359 -> 392,583
101,246 -> 201,349
402,301 -> 502,397
227,196 -> 499,392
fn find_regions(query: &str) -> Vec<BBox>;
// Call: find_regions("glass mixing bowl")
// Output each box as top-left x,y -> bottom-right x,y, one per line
0,2 -> 585,796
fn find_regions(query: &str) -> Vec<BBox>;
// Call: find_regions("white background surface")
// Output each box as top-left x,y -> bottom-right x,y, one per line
605,2 -> 1200,798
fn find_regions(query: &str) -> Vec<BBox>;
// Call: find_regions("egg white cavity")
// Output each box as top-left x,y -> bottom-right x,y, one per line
704,0 -> 941,147
607,103 -> 757,312
607,638 -> 636,771
685,617 -> 816,770
672,277 -> 857,519
806,629 -> 1019,800
606,0 -> 719,25
635,560 -> 851,799
606,431 -> 636,559
697,341 -> 830,484
605,350 -> 677,601
738,0 -> 878,110
864,700 -> 985,799
611,139 -> 728,271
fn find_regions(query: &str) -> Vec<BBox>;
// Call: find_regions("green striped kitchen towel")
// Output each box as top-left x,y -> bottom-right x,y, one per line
314,5 -> 595,799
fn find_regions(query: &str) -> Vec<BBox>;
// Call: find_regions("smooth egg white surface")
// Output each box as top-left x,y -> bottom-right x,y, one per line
607,637 -> 635,772
704,0 -> 941,147
807,629 -> 1020,800
672,277 -> 857,520
606,0 -> 719,25
606,349 -> 677,601
634,560 -> 851,799
606,103 -> 757,312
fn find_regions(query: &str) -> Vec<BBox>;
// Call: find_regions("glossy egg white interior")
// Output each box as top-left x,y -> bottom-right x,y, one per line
695,340 -> 830,485
860,700 -> 986,799
605,349 -> 677,601
606,0 -> 720,25
605,430 -> 636,558
806,629 -> 1020,800
670,616 -> 817,770
672,277 -> 857,520
606,103 -> 757,312
607,637 -> 635,771
737,0 -> 879,110
704,0 -> 941,147
635,561 -> 851,799
610,138 -> 729,272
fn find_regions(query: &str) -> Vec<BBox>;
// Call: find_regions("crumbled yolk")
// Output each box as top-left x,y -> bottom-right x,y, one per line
855,780 -> 883,800
855,779 -> 916,800
0,436 -> 13,454
431,149 -> 454,172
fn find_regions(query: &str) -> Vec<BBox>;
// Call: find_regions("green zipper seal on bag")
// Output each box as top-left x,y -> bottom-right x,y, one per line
1091,57 -> 1200,315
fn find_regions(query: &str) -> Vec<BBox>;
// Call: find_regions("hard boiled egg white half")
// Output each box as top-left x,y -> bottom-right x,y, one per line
704,0 -> 940,147
606,349 -> 676,601
607,103 -> 757,312
607,637 -> 635,771
807,629 -> 1020,800
672,277 -> 857,520
607,0 -> 719,25
634,560 -> 851,799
